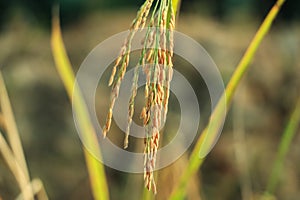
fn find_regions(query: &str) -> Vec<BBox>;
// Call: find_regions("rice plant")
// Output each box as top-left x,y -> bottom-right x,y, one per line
102,0 -> 176,193
1,0 -> 297,199
50,0 -> 290,199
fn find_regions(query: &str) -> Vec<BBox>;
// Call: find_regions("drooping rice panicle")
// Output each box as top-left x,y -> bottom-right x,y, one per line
143,0 -> 170,193
124,0 -> 160,148
102,0 -> 176,194
103,0 -> 155,137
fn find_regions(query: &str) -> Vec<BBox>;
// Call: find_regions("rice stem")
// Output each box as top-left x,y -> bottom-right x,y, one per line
51,7 -> 109,200
169,0 -> 286,199
265,97 -> 300,196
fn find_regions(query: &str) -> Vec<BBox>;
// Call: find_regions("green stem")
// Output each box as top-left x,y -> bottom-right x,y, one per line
51,9 -> 109,200
169,0 -> 286,199
225,0 -> 286,103
266,97 -> 300,195
171,0 -> 181,16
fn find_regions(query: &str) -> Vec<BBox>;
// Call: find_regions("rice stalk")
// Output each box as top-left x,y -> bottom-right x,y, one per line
0,73 -> 31,185
102,0 -> 177,194
169,0 -> 286,199
0,132 -> 33,200
0,113 -> 5,130
0,73 -> 34,200
264,97 -> 300,197
51,8 -> 109,200
16,179 -> 48,200
233,94 -> 253,200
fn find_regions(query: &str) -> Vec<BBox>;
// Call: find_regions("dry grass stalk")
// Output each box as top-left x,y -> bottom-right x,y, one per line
0,73 -> 36,200
103,0 -> 175,193
0,113 -> 5,130
0,132 -> 34,200
16,179 -> 49,200
0,73 -> 30,183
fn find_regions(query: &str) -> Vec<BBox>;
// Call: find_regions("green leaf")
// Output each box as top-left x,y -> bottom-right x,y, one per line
169,0 -> 286,199
51,7 -> 109,200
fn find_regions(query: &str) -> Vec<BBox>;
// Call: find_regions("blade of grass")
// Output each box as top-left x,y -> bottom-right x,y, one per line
0,131 -> 33,200
172,0 -> 181,16
233,96 -> 253,200
51,8 -> 109,200
169,0 -> 286,199
265,97 -> 300,196
0,73 -> 30,183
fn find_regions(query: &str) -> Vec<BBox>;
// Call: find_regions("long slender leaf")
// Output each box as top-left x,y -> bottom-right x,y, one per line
265,97 -> 300,195
172,0 -> 181,15
51,9 -> 109,200
169,0 -> 286,199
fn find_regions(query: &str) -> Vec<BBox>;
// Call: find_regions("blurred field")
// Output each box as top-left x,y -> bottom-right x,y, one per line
0,7 -> 300,200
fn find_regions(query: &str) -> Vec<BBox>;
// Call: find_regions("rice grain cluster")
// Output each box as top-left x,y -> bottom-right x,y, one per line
102,0 -> 175,193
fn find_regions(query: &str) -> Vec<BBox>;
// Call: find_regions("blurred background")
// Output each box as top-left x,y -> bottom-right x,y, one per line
0,0 -> 299,199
